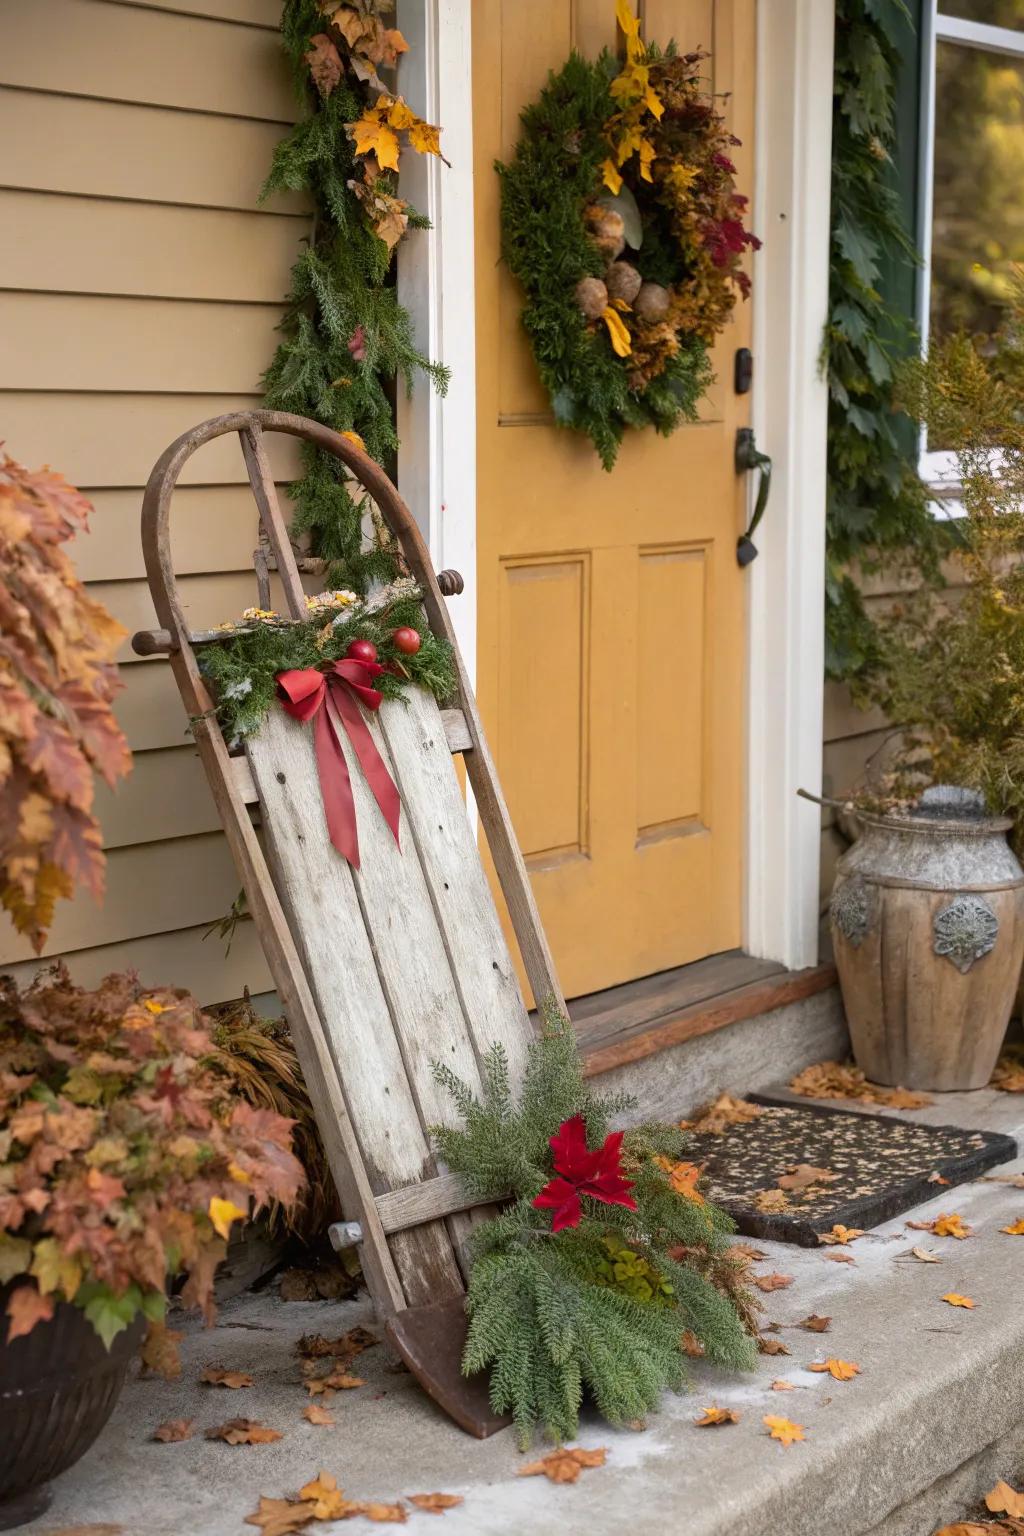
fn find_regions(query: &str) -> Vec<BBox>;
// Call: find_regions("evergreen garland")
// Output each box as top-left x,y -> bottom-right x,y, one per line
824,0 -> 940,681
497,11 -> 757,471
261,1 -> 449,592
199,584 -> 455,743
432,1006 -> 757,1445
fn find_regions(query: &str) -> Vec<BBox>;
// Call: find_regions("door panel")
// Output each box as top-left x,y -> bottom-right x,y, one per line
474,0 -> 755,1000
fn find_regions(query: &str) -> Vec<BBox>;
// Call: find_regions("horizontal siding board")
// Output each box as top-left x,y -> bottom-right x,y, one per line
822,681 -> 889,744
72,486 -> 262,582
0,394 -> 302,486
94,571 -> 292,661
0,294 -> 283,393
114,664 -> 192,752
107,0 -> 281,25
95,746 -> 218,849
0,0 -> 295,122
0,920 -> 272,1005
0,191 -> 307,303
0,832 -> 245,964
0,90 -> 306,213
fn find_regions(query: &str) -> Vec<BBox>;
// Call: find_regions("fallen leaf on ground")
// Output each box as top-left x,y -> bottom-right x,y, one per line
763,1415 -> 805,1446
778,1164 -> 837,1192
140,1322 -> 185,1380
822,1250 -> 856,1264
729,1241 -> 767,1261
908,1245 -> 942,1263
753,1188 -> 791,1214
942,1293 -> 975,1308
296,1471 -> 369,1522
152,1418 -> 194,1443
932,1525 -> 996,1535
797,1314 -> 831,1332
808,1358 -> 861,1381
753,1272 -> 794,1292
297,1327 -> 377,1361
244,1498 -> 315,1535
758,1336 -> 791,1356
991,1051 -> 1024,1092
303,1403 -> 335,1427
928,1171 -> 952,1185
770,1379 -> 796,1391
818,1224 -> 864,1245
44,1526 -> 125,1535
206,1418 -> 283,1445
694,1405 -> 739,1426
322,1371 -> 366,1390
789,1060 -> 932,1110
407,1493 -> 463,1514
359,1504 -> 407,1524
933,1213 -> 973,1239
680,1094 -> 763,1134
201,1367 -> 254,1389
987,1480 -> 1024,1518
1000,1218 -> 1024,1235
981,1173 -> 1024,1188
681,1330 -> 705,1357
518,1446 -> 607,1483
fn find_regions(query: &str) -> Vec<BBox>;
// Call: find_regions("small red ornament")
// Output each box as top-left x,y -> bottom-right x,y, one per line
345,638 -> 378,664
532,1114 -> 637,1233
392,626 -> 421,656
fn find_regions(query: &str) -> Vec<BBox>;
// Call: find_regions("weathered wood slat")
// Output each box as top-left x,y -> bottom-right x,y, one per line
240,425 -> 307,619
246,708 -> 466,1305
376,1172 -> 510,1235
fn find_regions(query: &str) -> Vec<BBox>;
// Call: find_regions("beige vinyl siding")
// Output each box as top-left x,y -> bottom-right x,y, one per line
0,0 -> 309,1001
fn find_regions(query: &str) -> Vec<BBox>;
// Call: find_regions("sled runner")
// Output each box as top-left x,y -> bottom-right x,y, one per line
133,411 -> 564,1436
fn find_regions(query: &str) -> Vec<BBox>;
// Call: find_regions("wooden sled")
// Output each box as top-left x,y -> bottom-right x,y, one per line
133,411 -> 565,1437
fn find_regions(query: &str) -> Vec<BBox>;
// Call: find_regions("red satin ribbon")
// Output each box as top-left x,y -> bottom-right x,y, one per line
275,660 -> 401,869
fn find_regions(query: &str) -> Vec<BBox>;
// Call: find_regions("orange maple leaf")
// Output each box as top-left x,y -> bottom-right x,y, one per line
932,1213 -> 972,1239
200,1366 -> 254,1389
408,1494 -> 463,1513
763,1415 -> 805,1446
694,1405 -> 739,1426
985,1479 -> 1024,1518
753,1271 -> 794,1292
1000,1217 -> 1024,1235
303,1403 -> 335,1427
206,1418 -> 283,1445
941,1292 -> 975,1308
817,1224 -> 865,1245
808,1358 -> 860,1381
5,1283 -> 54,1342
305,33 -> 342,97
518,1446 -> 607,1483
654,1155 -> 704,1203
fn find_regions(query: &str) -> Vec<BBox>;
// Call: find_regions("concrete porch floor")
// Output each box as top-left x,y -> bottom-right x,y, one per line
24,1084 -> 1024,1536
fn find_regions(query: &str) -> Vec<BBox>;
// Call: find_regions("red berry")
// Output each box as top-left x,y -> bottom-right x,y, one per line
392,626 -> 421,656
345,638 -> 378,663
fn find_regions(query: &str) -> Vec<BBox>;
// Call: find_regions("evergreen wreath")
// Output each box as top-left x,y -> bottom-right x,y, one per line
262,1 -> 450,592
432,1006 -> 758,1445
497,0 -> 759,470
199,582 -> 455,745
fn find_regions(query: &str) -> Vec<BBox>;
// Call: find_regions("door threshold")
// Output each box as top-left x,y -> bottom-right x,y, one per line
555,949 -> 837,1079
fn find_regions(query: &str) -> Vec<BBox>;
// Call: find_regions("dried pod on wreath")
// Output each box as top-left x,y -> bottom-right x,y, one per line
584,204 -> 626,261
574,276 -> 609,319
633,281 -> 671,323
605,261 -> 643,304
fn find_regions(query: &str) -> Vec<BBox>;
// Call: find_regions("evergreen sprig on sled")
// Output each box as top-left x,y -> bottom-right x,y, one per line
199,581 -> 455,743
262,1 -> 449,591
497,1 -> 758,469
432,1007 -> 757,1444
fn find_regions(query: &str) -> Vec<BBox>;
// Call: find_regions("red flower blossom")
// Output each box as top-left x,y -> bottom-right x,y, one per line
532,1114 -> 637,1232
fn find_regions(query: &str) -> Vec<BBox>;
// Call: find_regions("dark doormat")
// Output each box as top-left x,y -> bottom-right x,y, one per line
685,1098 -> 1017,1246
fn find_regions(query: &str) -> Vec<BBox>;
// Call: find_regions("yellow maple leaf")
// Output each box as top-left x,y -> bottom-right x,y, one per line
932,1212 -> 972,1239
941,1292 -> 975,1308
1000,1217 -> 1024,1235
30,1237 -> 82,1301
208,1196 -> 248,1241
384,96 -> 417,131
615,0 -> 643,60
349,110 -> 400,173
602,159 -> 623,195
638,137 -> 656,182
339,430 -> 366,452
763,1415 -> 805,1446
408,118 -> 443,157
644,84 -> 664,119
601,306 -> 632,357
808,1358 -> 860,1381
653,1155 -> 704,1203
817,1223 -> 864,1245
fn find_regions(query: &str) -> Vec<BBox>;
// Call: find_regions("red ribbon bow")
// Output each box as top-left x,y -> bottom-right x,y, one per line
275,659 -> 401,869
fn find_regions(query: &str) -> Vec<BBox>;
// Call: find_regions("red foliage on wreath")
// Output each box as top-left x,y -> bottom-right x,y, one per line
532,1114 -> 637,1233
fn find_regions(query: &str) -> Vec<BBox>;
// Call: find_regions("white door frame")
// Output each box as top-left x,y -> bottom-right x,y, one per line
398,0 -> 833,975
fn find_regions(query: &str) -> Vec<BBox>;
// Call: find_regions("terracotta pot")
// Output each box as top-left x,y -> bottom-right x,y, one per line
829,786 -> 1024,1091
0,1280 -> 142,1529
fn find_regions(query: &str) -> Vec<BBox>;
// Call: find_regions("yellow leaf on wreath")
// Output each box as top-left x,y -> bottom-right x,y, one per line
601,306 -> 632,357
350,111 -> 400,173
602,159 -> 624,195
339,430 -> 366,452
644,84 -> 664,119
208,1196 -> 248,1241
615,0 -> 643,60
408,118 -> 443,158
384,97 -> 417,132
638,137 -> 656,182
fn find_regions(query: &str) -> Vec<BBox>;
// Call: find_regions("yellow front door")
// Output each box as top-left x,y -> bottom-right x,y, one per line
473,0 -> 755,1001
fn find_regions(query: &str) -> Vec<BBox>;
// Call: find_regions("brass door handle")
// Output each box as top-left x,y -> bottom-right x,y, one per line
735,427 -> 772,567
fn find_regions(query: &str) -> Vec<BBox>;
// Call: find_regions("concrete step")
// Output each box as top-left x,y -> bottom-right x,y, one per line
27,1087 -> 1024,1536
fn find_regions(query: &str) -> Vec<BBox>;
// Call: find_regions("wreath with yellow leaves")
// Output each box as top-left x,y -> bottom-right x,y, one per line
497,1 -> 759,469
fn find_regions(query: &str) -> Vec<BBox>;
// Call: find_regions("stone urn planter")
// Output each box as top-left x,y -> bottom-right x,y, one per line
829,786 -> 1024,1091
0,1281 -> 141,1529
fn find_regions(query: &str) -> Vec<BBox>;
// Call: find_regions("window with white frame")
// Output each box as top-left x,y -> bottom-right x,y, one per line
919,1 -> 1024,472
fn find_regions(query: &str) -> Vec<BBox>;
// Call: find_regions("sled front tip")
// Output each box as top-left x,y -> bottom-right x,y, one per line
385,1298 -> 511,1439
